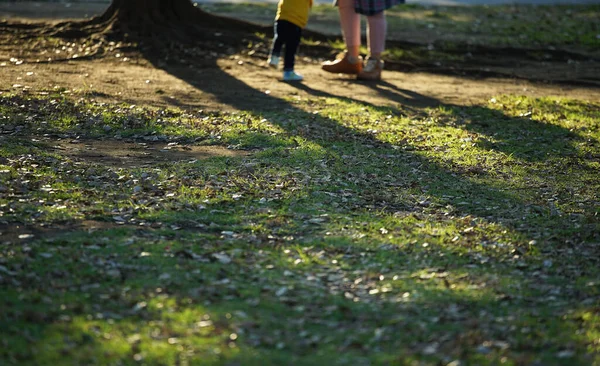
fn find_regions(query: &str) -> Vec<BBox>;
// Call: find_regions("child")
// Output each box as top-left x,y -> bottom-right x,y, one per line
267,0 -> 312,81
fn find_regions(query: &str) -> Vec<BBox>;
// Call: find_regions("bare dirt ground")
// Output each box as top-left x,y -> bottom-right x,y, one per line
1,3 -> 599,113
2,10 -> 599,243
53,139 -> 249,168
1,3 -> 600,245
2,49 -> 599,114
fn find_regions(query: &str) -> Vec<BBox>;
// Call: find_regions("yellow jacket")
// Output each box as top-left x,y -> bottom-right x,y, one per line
276,0 -> 312,29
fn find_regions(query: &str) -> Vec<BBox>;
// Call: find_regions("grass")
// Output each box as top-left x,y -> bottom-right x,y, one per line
202,2 -> 600,51
0,91 -> 599,365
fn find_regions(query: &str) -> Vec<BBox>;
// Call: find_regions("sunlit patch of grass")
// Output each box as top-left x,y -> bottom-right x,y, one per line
282,94 -> 599,244
1,93 -> 599,364
32,310 -> 238,365
488,95 -> 600,136
385,46 -> 467,63
386,4 -> 600,49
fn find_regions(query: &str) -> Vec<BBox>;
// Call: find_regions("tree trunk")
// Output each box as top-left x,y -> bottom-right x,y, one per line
97,0 -> 208,26
1,0 -> 273,59
36,0 -> 266,43
95,0 -> 266,36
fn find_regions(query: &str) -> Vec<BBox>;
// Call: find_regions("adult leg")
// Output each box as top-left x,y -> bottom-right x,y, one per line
321,0 -> 363,74
358,11 -> 386,80
338,0 -> 361,59
366,11 -> 386,60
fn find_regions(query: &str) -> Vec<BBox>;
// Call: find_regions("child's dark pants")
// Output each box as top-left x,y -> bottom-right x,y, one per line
270,20 -> 302,71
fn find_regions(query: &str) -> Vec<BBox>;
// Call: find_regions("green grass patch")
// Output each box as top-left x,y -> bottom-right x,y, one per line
0,93 -> 598,365
203,2 -> 600,50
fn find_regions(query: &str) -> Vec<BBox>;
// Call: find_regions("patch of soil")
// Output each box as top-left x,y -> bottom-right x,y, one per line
52,139 -> 249,168
1,2 -> 599,243
0,3 -> 599,112
1,53 -> 599,115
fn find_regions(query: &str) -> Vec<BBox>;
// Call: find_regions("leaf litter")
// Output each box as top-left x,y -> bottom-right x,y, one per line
0,93 -> 599,364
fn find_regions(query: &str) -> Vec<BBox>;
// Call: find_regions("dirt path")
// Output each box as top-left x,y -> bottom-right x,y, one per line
2,2 -> 599,108
1,1 -> 599,119
1,54 -> 599,114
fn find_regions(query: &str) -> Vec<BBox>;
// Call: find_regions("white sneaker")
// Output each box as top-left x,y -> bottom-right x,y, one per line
283,70 -> 303,81
267,55 -> 280,68
357,58 -> 384,81
363,58 -> 383,72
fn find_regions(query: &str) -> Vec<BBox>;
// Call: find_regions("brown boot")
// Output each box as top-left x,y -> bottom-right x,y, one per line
321,53 -> 363,74
357,58 -> 384,81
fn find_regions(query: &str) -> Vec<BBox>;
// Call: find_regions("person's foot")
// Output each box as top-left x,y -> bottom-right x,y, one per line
283,70 -> 303,81
321,53 -> 363,74
357,58 -> 384,81
267,55 -> 280,68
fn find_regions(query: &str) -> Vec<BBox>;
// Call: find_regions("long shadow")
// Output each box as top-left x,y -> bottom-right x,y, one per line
277,79 -> 598,247
1,47 -> 596,255
158,49 -> 589,183
1,49 -> 599,364
3,87 -> 593,244
1,102 -> 598,365
64,35 -> 594,248
141,53 -> 600,362
133,52 -> 600,295
363,80 -> 591,162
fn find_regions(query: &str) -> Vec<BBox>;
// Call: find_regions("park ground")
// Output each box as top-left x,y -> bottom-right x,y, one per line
0,2 -> 599,365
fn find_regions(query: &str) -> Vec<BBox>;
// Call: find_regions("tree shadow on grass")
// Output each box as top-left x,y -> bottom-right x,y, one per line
260,76 -> 596,232
361,79 -> 592,162
2,225 -> 596,365
1,52 -> 599,364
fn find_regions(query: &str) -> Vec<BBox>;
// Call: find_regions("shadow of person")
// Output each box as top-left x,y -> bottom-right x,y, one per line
359,79 -> 587,163
363,79 -> 441,108
138,50 -> 594,245
2,26 -> 599,366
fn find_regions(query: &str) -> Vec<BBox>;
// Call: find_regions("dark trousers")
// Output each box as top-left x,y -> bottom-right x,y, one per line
270,19 -> 302,71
